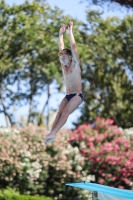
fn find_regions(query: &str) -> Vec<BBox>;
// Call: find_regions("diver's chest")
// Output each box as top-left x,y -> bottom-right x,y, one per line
64,68 -> 75,79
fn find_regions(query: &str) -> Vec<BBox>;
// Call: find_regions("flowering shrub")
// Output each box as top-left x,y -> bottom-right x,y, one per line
0,127 -> 91,200
0,126 -> 50,194
69,117 -> 133,189
1,118 -> 132,200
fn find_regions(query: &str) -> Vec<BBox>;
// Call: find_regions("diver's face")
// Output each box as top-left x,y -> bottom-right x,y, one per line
59,54 -> 71,66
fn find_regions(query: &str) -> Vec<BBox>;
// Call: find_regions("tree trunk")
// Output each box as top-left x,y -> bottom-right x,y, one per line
46,83 -> 50,130
0,95 -> 11,127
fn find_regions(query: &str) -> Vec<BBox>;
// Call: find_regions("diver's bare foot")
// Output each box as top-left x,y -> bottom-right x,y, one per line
44,133 -> 56,145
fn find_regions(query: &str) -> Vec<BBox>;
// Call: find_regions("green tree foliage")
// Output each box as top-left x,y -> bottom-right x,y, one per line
78,11 -> 133,128
1,1 -> 133,129
0,0 -> 59,126
1,0 -> 62,126
0,0 -> 83,127
81,0 -> 133,8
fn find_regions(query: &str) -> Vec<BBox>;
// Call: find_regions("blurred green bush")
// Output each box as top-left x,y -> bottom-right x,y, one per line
0,187 -> 52,200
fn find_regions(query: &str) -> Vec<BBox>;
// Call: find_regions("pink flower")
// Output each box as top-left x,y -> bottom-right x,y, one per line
99,178 -> 105,184
124,160 -> 131,167
98,170 -> 102,174
112,176 -> 117,181
96,157 -> 100,162
119,186 -> 124,189
102,173 -> 106,177
108,174 -> 112,178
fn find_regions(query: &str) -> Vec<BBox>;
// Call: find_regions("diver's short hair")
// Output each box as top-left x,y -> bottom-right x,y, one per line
58,48 -> 72,56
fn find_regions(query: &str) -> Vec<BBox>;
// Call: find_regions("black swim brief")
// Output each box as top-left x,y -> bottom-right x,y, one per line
65,92 -> 84,102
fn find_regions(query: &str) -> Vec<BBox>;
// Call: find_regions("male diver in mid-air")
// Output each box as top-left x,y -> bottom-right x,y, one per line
44,21 -> 83,145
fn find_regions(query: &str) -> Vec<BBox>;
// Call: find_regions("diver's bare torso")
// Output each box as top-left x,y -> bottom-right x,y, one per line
62,60 -> 82,94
